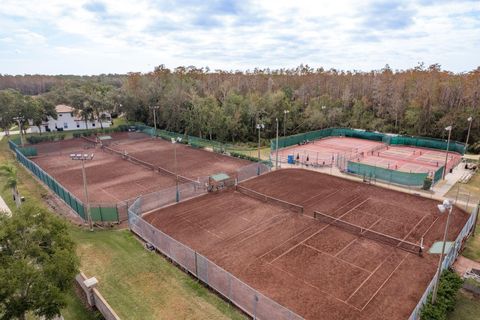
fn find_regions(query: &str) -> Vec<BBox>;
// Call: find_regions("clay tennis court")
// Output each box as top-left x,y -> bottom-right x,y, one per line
274,136 -> 462,176
30,132 -> 249,203
356,145 -> 462,175
274,136 -> 383,165
143,169 -> 470,320
103,132 -> 250,179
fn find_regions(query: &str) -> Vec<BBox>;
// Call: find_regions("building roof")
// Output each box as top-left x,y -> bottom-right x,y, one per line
55,104 -> 75,113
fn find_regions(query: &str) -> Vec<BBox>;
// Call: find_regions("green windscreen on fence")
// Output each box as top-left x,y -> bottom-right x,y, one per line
18,146 -> 38,157
388,136 -> 465,154
90,206 -> 118,222
347,161 -> 428,186
271,128 -> 386,150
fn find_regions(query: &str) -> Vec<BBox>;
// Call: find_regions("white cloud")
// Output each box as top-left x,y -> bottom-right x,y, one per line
0,0 -> 479,74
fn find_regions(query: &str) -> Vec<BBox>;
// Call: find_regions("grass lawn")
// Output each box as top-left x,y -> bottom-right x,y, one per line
447,290 -> 480,320
445,170 -> 480,209
453,170 -> 480,262
0,136 -> 245,320
71,228 -> 246,320
230,146 -> 271,161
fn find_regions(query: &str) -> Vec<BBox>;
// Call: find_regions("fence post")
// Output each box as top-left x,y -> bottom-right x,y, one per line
194,251 -> 198,277
473,204 -> 479,236
253,294 -> 258,320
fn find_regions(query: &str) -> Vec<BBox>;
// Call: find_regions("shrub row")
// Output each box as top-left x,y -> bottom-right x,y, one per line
421,269 -> 463,320
26,133 -> 66,144
228,151 -> 273,167
72,125 -> 130,138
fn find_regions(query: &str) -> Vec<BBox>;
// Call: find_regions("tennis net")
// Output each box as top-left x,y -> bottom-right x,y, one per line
103,145 -> 197,184
376,151 -> 441,168
313,211 -> 423,255
236,185 -> 304,214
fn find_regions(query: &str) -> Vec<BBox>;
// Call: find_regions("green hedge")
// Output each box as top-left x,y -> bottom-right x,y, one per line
72,125 -> 129,138
26,133 -> 66,144
420,269 -> 463,320
229,151 -> 272,166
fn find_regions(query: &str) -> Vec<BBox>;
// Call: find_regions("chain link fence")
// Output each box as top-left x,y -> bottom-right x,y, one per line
408,205 -> 478,320
9,137 -> 267,223
128,197 -> 303,320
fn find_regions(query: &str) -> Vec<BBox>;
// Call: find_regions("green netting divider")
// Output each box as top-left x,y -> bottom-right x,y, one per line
388,136 -> 465,154
433,166 -> 444,184
347,161 -> 428,186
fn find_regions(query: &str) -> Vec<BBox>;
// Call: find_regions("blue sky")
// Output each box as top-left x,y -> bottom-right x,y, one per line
0,0 -> 479,75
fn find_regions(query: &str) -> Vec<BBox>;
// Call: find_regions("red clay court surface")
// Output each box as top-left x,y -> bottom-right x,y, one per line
275,136 -> 383,165
274,136 -> 462,175
358,145 -> 461,174
144,169 -> 470,320
30,132 -> 249,203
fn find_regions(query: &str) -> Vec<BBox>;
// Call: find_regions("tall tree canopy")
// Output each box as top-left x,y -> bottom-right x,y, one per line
0,205 -> 79,320
1,64 -> 479,151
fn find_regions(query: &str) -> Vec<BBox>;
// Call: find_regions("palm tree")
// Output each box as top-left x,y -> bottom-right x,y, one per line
0,163 -> 20,208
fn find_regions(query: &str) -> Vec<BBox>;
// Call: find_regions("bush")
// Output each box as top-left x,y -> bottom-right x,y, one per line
423,177 -> 433,190
229,151 -> 259,162
420,269 -> 463,320
26,134 -> 57,144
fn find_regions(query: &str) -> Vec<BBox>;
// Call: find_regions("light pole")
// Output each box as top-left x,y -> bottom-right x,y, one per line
256,123 -> 264,175
171,137 -> 182,202
283,110 -> 290,137
149,106 -> 160,138
443,126 -> 452,179
432,199 -> 454,304
70,153 -> 94,231
275,118 -> 279,169
13,116 -> 25,147
465,116 -> 473,154
321,105 -> 327,129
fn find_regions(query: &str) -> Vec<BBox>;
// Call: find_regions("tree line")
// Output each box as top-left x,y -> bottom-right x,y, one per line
1,63 -> 479,151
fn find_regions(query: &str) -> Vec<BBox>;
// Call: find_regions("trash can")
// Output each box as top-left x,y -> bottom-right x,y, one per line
287,155 -> 295,164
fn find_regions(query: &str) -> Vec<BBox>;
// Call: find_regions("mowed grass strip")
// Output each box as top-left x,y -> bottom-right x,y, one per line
0,137 -> 245,320
455,171 -> 480,262
447,290 -> 480,320
70,228 -> 246,320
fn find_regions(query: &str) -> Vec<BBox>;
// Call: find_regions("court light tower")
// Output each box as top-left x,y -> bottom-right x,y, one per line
283,110 -> 290,137
442,126 -> 452,180
70,153 -> 94,231
149,105 -> 160,138
432,199 -> 454,304
465,116 -> 473,154
256,123 -> 265,175
171,137 -> 182,202
275,118 -> 279,169
13,116 -> 25,147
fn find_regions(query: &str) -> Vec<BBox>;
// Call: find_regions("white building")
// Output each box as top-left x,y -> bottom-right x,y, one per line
29,105 -> 111,133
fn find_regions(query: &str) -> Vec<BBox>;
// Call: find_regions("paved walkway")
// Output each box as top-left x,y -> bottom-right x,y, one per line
431,164 -> 469,197
453,256 -> 480,276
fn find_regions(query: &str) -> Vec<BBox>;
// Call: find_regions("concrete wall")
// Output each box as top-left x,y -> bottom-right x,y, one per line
76,272 -> 121,320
